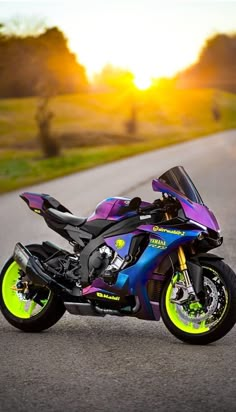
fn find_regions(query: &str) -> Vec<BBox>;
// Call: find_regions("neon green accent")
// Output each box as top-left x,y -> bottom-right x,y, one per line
165,276 -> 209,334
2,261 -> 49,319
115,239 -> 126,249
189,302 -> 202,310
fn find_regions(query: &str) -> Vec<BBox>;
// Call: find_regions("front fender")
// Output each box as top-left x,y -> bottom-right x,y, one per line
187,253 -> 224,297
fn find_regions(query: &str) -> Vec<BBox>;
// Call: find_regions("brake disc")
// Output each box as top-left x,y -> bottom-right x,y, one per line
175,277 -> 219,324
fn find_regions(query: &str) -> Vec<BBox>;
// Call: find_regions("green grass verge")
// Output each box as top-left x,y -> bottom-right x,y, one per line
1,88 -> 236,194
0,125 -> 233,194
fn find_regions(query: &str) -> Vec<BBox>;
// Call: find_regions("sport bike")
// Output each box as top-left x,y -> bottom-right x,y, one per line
1,166 -> 236,344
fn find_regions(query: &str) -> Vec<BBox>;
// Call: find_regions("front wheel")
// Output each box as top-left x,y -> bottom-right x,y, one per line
0,244 -> 66,332
160,259 -> 236,344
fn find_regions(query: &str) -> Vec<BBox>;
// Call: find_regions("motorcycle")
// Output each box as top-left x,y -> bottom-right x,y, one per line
1,165 -> 236,344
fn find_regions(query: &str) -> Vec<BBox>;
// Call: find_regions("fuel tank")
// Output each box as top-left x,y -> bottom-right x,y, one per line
87,197 -> 150,222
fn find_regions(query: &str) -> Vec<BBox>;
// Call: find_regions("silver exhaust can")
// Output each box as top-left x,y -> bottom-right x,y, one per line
13,243 -> 31,272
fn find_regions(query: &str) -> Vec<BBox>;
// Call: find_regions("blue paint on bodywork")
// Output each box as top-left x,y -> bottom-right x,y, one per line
114,226 -> 202,319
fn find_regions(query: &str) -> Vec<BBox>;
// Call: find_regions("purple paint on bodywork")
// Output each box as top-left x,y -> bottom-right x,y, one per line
83,277 -> 107,294
82,286 -> 101,296
150,302 -> 161,320
88,197 -> 151,222
152,179 -> 220,231
88,199 -> 118,221
180,201 -> 220,231
82,275 -> 129,297
21,192 -> 44,210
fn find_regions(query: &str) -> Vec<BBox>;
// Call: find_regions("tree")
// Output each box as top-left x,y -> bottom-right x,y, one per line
35,94 -> 60,158
177,33 -> 236,93
124,104 -> 138,135
0,22 -> 89,157
0,25 -> 88,97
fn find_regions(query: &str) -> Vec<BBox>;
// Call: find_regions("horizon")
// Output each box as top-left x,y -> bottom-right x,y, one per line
1,1 -> 236,88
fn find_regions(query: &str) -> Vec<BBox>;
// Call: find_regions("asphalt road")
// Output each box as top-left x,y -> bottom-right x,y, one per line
1,130 -> 236,412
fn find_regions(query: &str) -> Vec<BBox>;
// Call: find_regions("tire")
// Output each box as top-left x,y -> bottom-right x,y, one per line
0,244 -> 66,332
160,259 -> 236,344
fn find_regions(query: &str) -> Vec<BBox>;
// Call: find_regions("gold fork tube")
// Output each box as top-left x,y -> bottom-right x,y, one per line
178,246 -> 193,290
165,209 -> 187,272
165,204 -> 195,294
178,246 -> 187,271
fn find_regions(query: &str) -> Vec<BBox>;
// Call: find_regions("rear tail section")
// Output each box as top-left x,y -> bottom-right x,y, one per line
20,192 -> 71,215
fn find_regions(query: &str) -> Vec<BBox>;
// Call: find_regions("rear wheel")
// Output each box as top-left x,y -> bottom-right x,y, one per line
0,244 -> 65,332
160,259 -> 236,344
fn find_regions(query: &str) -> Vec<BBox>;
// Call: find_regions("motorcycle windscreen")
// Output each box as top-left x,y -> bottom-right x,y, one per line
158,166 -> 204,205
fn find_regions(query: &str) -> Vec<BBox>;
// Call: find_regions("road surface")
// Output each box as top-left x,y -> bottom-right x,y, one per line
0,130 -> 236,411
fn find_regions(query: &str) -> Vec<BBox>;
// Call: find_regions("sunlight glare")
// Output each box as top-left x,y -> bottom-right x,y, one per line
134,74 -> 151,90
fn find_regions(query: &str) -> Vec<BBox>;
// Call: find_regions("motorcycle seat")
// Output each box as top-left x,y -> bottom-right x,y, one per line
47,208 -> 87,227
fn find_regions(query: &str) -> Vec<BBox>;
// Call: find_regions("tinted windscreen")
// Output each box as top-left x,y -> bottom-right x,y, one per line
158,166 -> 204,204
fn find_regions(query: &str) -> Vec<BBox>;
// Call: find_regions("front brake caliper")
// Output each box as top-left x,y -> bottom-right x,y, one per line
170,281 -> 190,304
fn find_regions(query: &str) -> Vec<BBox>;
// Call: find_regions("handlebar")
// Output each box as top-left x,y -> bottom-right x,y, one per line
139,198 -> 166,214
119,197 -> 176,216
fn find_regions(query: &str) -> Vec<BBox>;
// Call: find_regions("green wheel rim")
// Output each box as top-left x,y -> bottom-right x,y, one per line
165,275 -> 209,334
2,261 -> 49,319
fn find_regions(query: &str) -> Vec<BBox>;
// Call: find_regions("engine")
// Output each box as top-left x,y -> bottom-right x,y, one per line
88,245 -> 125,283
42,246 -> 125,287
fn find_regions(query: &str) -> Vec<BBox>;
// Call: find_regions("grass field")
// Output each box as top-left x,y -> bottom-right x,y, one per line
1,87 -> 236,193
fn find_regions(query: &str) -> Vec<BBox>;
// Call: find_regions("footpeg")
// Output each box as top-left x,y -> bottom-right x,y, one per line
102,269 -> 117,284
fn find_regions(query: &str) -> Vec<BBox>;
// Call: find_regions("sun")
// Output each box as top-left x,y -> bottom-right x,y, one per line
134,74 -> 151,90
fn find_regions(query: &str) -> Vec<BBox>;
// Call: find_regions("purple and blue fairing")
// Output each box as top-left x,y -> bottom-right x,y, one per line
82,225 -> 203,321
152,179 -> 220,231
104,231 -> 141,258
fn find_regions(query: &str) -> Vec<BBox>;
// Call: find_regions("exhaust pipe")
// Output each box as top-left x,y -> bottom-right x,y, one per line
13,243 -> 71,293
64,302 -> 98,316
13,243 -> 30,273
94,306 -> 121,316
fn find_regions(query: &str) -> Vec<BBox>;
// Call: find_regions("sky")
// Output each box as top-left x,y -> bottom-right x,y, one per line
1,0 -> 236,88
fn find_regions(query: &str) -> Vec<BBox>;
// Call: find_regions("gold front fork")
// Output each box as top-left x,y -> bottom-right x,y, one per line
178,246 -> 187,271
178,245 -> 194,291
165,210 -> 194,292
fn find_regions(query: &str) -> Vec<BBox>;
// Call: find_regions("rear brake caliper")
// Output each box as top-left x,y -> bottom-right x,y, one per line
11,278 -> 30,301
